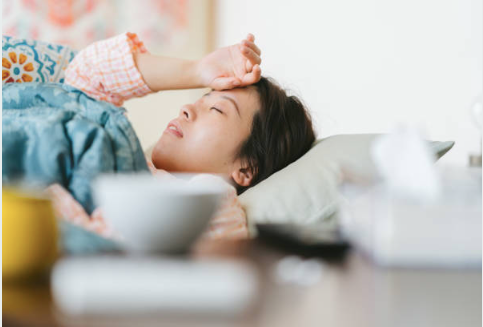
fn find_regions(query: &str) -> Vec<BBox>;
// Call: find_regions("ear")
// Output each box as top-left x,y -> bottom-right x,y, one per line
231,167 -> 254,187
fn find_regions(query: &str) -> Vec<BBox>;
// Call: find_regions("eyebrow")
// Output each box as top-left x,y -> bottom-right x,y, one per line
204,92 -> 241,119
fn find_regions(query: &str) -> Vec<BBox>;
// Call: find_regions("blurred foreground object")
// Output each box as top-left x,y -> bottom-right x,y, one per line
51,256 -> 259,317
92,173 -> 227,254
469,95 -> 482,167
2,188 -> 59,281
256,223 -> 350,259
340,128 -> 481,267
2,238 -> 480,326
370,126 -> 442,203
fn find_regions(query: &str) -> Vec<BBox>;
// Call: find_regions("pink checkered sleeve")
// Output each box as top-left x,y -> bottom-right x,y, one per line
64,32 -> 153,106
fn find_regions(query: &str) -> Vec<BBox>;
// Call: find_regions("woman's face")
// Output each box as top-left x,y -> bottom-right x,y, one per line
151,87 -> 260,184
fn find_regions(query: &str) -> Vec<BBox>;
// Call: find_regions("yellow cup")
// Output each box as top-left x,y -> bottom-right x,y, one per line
2,188 -> 59,281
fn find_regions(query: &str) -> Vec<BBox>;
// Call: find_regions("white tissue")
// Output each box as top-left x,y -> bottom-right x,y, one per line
371,126 -> 442,203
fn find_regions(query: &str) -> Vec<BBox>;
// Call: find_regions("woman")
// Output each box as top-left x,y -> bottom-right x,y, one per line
3,32 -> 316,241
65,32 -> 316,195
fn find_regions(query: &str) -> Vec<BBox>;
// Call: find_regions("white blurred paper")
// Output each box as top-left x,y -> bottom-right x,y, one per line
52,256 -> 259,316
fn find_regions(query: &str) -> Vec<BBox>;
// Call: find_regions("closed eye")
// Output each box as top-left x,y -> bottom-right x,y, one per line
211,107 -> 223,113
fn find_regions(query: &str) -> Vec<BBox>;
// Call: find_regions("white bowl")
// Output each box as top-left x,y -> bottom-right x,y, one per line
92,173 -> 228,254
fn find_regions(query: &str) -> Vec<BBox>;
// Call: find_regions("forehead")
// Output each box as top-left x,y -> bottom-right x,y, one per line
211,87 -> 260,117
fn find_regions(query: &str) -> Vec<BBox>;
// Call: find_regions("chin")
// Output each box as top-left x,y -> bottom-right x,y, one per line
151,145 -> 173,171
152,151 -> 193,172
152,154 -> 175,171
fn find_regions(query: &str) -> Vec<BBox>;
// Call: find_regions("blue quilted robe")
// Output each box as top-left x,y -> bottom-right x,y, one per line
2,82 -> 149,214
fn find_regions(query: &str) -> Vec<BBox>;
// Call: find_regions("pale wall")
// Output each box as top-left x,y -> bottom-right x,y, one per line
215,0 -> 482,166
124,0 -> 212,152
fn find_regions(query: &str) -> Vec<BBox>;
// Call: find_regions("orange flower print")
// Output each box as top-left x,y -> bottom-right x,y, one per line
2,52 -> 35,83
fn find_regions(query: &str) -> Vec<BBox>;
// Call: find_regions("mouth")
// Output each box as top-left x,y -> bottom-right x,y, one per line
164,121 -> 184,138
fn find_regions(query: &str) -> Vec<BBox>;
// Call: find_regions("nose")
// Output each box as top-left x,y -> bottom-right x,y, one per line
180,104 -> 195,121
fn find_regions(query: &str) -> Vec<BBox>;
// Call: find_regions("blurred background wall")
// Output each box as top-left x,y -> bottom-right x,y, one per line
214,0 -> 482,167
3,0 -> 482,166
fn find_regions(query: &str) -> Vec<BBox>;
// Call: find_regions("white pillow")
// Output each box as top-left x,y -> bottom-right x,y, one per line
238,134 -> 455,235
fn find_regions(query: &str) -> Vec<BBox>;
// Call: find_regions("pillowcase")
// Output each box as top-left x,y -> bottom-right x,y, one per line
238,134 -> 455,235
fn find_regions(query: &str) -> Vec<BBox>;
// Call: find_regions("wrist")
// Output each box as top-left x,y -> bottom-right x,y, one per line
134,52 -> 206,91
191,59 -> 206,89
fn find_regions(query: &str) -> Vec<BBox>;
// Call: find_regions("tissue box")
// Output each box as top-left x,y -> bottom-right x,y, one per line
339,166 -> 482,268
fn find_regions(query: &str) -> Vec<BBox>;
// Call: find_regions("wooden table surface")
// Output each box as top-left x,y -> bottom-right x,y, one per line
3,239 -> 482,327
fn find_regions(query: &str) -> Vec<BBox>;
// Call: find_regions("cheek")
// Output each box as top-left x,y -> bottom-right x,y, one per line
187,125 -> 227,155
189,125 -> 214,144
189,122 -> 244,167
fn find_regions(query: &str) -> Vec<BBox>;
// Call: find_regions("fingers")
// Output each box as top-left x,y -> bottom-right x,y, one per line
211,65 -> 261,90
242,39 -> 261,56
243,40 -> 260,73
210,77 -> 241,91
241,64 -> 261,86
238,33 -> 262,74
246,60 -> 254,74
240,44 -> 262,66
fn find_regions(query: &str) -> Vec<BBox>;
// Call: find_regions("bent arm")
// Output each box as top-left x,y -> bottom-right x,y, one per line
133,33 -> 263,92
133,52 -> 203,92
65,32 -> 261,105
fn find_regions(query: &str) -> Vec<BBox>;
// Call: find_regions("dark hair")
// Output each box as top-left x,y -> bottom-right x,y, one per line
233,76 -> 317,195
